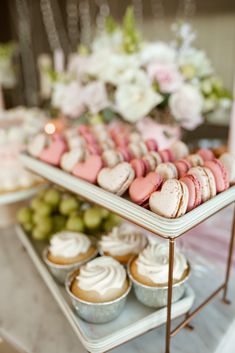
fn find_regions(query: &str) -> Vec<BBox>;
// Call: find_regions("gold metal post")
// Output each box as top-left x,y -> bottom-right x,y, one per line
165,238 -> 175,353
223,203 -> 235,303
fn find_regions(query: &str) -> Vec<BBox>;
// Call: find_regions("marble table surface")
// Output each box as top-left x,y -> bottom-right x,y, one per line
1,225 -> 235,353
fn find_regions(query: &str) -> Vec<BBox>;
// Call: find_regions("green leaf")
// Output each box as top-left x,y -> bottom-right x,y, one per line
105,16 -> 118,34
122,6 -> 142,54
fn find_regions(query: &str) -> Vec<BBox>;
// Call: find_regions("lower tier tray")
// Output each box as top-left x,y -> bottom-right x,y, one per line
16,225 -> 195,353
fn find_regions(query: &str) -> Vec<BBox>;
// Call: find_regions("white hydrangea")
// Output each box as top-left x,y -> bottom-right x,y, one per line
140,42 -> 177,66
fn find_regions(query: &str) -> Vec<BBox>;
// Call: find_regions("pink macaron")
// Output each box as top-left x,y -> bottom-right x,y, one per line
187,154 -> 204,167
77,125 -> 90,135
204,159 -> 229,193
156,162 -> 178,180
129,172 -> 162,206
188,166 -> 216,202
197,148 -> 215,162
87,143 -> 102,156
174,159 -> 192,178
180,174 -> 202,212
130,159 -> 146,178
145,139 -> 158,152
159,149 -> 174,163
118,146 -> 133,162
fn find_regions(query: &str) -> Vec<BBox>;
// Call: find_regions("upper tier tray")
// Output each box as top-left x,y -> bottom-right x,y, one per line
20,153 -> 235,239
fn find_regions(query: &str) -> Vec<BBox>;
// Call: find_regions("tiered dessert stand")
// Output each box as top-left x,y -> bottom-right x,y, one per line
19,153 -> 235,353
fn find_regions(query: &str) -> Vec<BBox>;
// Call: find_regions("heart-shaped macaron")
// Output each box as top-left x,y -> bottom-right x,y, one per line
27,133 -> 47,157
129,172 -> 162,206
97,162 -> 135,196
39,138 -> 67,166
149,179 -> 188,218
60,148 -> 85,172
72,155 -> 103,184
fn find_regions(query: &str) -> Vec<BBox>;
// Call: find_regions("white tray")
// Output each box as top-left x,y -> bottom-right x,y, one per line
20,153 -> 235,238
0,184 -> 46,206
16,225 -> 195,353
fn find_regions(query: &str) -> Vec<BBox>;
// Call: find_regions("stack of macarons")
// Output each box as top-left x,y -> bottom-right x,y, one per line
148,157 -> 230,218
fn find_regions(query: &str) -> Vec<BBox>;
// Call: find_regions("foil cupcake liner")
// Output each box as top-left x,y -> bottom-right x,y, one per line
42,244 -> 99,285
127,259 -> 190,308
65,269 -> 132,324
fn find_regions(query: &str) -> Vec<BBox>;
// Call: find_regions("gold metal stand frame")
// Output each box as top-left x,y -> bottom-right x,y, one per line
165,204 -> 235,353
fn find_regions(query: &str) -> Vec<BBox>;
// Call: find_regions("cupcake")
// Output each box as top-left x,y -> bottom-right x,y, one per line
128,243 -> 190,308
43,231 -> 98,284
66,256 -> 131,323
98,224 -> 147,265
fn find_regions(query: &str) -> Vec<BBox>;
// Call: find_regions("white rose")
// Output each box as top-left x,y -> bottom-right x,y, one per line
87,52 -> 141,85
140,42 -> 176,66
169,84 -> 204,130
51,82 -> 67,109
83,81 -> 110,114
61,82 -> 85,118
115,78 -> 163,123
178,48 -> 213,78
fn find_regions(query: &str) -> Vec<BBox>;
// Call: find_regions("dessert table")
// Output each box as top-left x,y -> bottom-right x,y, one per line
0,218 -> 235,353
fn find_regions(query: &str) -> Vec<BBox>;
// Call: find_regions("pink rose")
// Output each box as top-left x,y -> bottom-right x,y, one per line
83,81 -> 110,114
147,63 -> 183,93
137,117 -> 181,149
169,84 -> 204,130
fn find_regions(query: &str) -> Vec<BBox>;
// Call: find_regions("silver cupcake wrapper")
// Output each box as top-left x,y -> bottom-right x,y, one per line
42,245 -> 99,285
127,259 -> 190,308
65,269 -> 132,324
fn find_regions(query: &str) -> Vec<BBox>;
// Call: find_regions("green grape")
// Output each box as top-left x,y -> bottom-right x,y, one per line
53,214 -> 67,232
66,216 -> 85,232
17,207 -> 33,224
44,188 -> 61,207
102,219 -> 115,233
109,213 -> 122,225
59,197 -> 80,216
37,202 -> 52,216
37,188 -> 48,199
23,222 -> 34,232
37,218 -> 53,236
32,227 -> 48,241
83,208 -> 102,230
31,197 -> 44,210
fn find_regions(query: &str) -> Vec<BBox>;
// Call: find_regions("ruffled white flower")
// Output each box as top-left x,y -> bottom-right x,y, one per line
169,84 -> 204,130
115,76 -> 163,123
85,49 -> 111,80
178,48 -> 213,78
86,51 -> 141,85
60,81 -> 85,118
51,82 -> 67,109
140,42 -> 176,66
83,81 -> 110,114
67,53 -> 90,81
92,30 -> 123,53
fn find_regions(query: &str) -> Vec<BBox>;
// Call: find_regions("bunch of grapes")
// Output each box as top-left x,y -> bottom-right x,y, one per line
17,186 -> 122,240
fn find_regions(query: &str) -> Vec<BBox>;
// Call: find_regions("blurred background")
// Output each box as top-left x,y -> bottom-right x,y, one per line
0,0 -> 234,113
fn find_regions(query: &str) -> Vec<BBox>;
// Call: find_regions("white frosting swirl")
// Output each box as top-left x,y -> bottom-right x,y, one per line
77,256 -> 126,295
49,232 -> 91,258
136,243 -> 188,284
99,224 -> 147,256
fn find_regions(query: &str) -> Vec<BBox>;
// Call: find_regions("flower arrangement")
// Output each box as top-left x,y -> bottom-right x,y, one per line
49,7 -> 231,130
